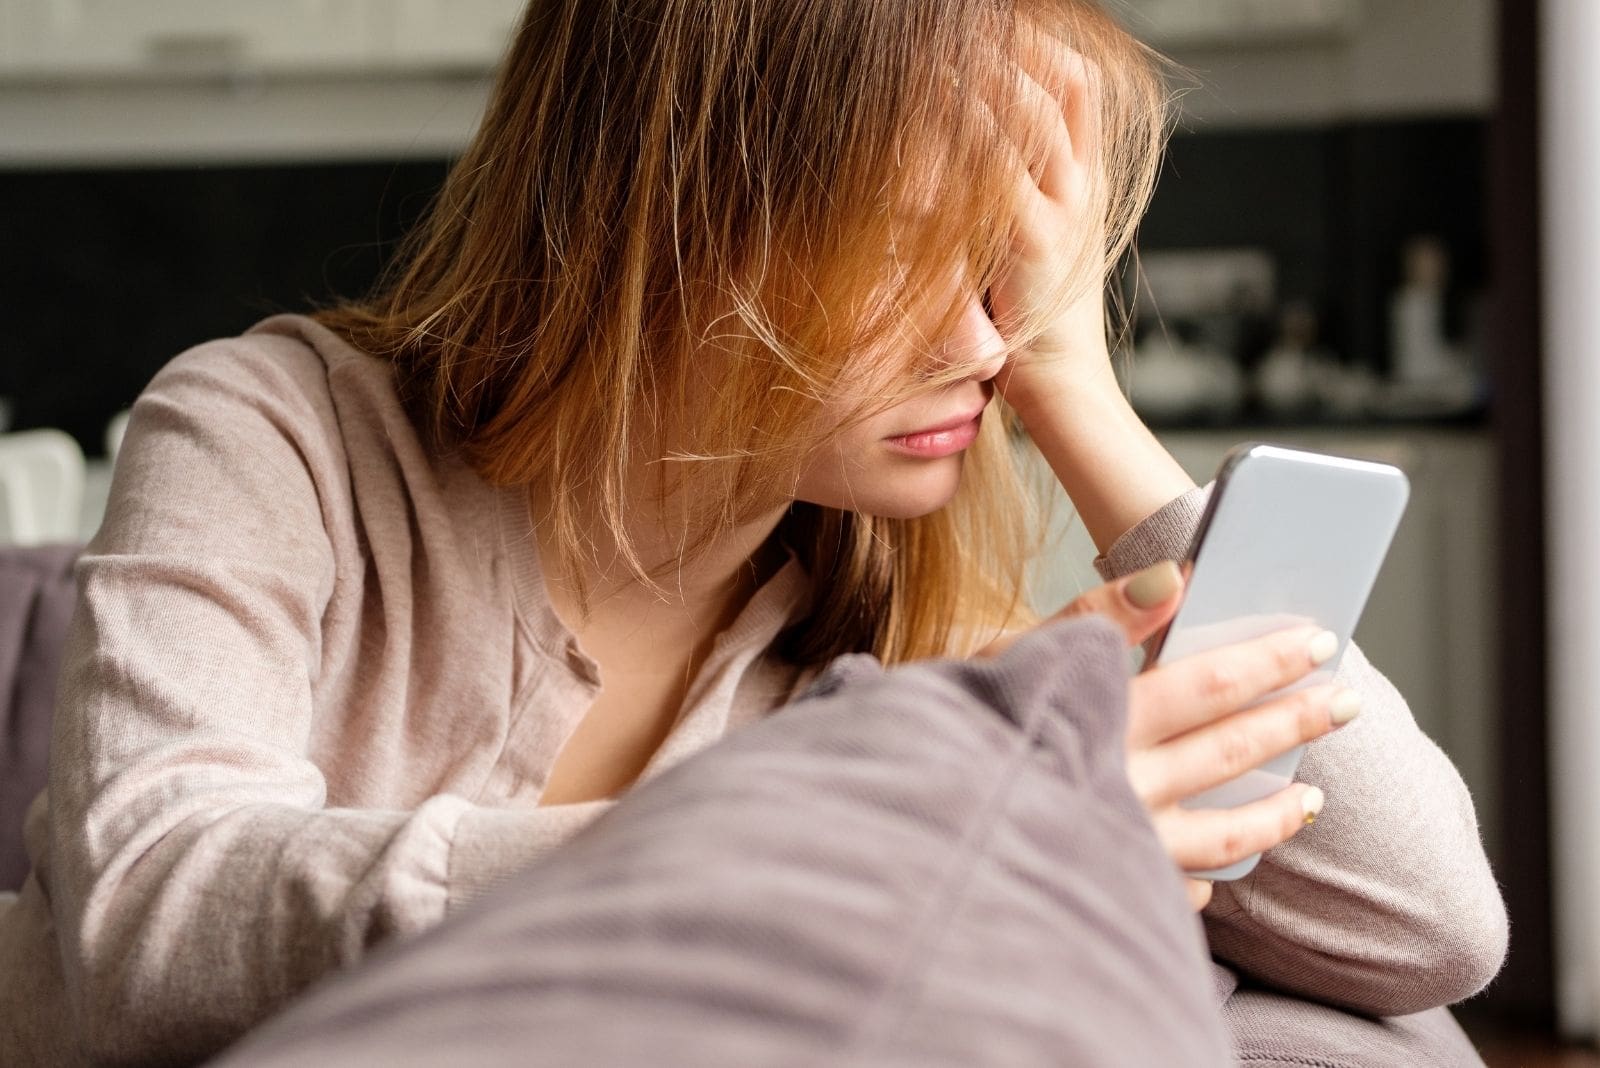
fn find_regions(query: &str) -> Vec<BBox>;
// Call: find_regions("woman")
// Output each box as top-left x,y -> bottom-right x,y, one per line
0,0 -> 1506,1063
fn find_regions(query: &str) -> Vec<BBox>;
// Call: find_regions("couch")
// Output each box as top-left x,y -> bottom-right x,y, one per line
0,545 -> 1485,1065
0,542 -> 77,893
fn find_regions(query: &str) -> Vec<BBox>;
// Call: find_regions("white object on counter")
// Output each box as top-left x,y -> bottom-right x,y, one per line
1126,333 -> 1245,423
0,429 -> 86,546
1385,236 -> 1479,416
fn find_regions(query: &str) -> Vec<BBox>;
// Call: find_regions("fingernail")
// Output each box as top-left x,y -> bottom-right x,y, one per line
1125,560 -> 1182,609
1301,785 -> 1325,825
1329,689 -> 1361,726
1308,630 -> 1339,666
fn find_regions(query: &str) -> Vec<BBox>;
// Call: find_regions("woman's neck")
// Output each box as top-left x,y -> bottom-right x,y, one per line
530,482 -> 790,648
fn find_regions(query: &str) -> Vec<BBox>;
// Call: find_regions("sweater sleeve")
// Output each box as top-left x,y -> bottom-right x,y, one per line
1093,485 -> 1509,1016
45,342 -> 609,1065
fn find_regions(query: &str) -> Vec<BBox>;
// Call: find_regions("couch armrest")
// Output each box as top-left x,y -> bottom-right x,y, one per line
0,543 -> 79,891
1224,986 -> 1483,1067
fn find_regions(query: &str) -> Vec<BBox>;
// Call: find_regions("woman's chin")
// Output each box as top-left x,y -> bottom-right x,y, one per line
792,448 -> 969,518
852,457 -> 966,518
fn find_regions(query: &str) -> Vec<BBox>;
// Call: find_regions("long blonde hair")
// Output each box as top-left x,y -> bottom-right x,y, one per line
314,0 -> 1171,666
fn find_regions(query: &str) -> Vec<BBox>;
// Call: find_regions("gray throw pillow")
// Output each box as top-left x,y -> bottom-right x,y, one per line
216,615 -> 1230,1067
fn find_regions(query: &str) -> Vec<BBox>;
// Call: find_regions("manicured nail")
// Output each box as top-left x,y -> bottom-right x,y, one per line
1125,560 -> 1182,609
1301,785 -> 1325,825
1308,630 -> 1339,666
1329,689 -> 1362,726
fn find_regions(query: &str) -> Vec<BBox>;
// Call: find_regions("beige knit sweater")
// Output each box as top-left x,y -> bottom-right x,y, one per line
0,315 -> 1507,1065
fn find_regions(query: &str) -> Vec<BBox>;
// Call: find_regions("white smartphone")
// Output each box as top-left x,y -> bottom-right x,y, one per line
1146,442 -> 1410,881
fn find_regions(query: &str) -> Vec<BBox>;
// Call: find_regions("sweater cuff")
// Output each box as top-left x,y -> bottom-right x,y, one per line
447,801 -> 611,914
1092,482 -> 1215,582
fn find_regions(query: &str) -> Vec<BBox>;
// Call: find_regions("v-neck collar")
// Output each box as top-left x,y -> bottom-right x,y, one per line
492,483 -> 812,689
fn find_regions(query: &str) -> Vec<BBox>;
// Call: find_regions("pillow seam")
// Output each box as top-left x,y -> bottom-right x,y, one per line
836,673 -> 1050,1058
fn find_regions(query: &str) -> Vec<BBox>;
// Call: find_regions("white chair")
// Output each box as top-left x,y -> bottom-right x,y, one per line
0,429 -> 87,545
0,465 -> 36,545
105,409 -> 131,466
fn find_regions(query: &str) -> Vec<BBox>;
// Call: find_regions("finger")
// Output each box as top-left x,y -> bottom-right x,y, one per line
1128,683 -> 1356,808
1017,36 -> 1104,173
961,52 -> 1074,207
964,85 -> 1056,245
988,61 -> 1093,209
1185,878 -> 1213,912
975,559 -> 1184,659
1155,783 -> 1325,874
1013,45 -> 1100,200
1048,559 -> 1186,649
1007,66 -> 1077,202
1017,33 -> 1107,182
1126,622 -> 1338,749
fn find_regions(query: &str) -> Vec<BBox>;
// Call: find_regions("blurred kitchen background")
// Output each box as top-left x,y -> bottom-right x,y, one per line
0,0 -> 1592,1059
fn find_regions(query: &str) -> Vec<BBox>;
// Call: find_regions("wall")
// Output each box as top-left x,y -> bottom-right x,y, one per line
1150,0 -> 1496,127
0,75 -> 491,166
1542,0 -> 1600,1040
0,0 -> 1498,166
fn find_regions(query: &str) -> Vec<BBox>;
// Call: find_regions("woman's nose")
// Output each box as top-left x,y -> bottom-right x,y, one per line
941,294 -> 1008,382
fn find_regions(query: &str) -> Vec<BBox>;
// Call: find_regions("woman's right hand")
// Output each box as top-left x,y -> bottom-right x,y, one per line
980,559 -> 1359,911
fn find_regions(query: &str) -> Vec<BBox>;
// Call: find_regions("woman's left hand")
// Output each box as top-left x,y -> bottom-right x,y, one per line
982,40 -> 1119,424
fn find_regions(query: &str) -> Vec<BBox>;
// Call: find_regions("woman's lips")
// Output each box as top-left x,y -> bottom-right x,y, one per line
884,409 -> 984,459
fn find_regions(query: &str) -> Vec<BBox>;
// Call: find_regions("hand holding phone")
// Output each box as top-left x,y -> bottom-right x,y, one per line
1143,443 -> 1410,881
1126,610 -> 1351,906
986,442 -> 1406,898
